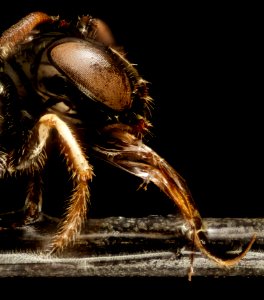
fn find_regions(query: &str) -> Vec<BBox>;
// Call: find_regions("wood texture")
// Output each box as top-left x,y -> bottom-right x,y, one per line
0,214 -> 263,278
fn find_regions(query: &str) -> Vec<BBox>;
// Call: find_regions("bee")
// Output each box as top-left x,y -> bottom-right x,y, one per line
0,12 -> 255,276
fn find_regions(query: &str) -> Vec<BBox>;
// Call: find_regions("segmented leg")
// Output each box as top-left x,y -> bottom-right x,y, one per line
14,113 -> 93,252
23,173 -> 43,224
93,126 -> 256,272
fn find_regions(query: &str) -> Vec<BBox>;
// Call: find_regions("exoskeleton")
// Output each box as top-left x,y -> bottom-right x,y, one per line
0,12 -> 255,274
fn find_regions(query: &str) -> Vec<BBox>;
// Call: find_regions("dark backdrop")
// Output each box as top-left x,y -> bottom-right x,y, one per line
0,1 -> 262,293
0,1 -> 262,218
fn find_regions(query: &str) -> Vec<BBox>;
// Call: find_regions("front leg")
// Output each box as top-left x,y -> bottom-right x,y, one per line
23,173 -> 43,224
14,113 -> 93,253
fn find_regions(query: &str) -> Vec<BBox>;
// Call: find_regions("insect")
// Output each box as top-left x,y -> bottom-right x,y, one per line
0,12 -> 255,270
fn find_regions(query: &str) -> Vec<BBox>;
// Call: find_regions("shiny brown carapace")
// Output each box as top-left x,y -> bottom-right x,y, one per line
0,12 -> 255,277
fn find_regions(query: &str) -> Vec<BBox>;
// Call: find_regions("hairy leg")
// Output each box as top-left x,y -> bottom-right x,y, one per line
93,126 -> 255,271
23,173 -> 43,224
14,113 -> 93,252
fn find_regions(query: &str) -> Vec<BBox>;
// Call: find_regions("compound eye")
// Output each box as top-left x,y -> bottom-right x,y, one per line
49,39 -> 132,111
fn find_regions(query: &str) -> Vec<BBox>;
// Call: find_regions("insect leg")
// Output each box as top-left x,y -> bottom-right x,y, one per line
23,173 -> 43,224
14,113 -> 93,253
93,128 -> 255,269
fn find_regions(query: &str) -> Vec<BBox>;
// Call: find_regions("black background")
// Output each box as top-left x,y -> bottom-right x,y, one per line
0,0 -> 263,294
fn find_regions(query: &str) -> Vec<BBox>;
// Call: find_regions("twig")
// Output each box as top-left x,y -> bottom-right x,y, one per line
0,214 -> 263,278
